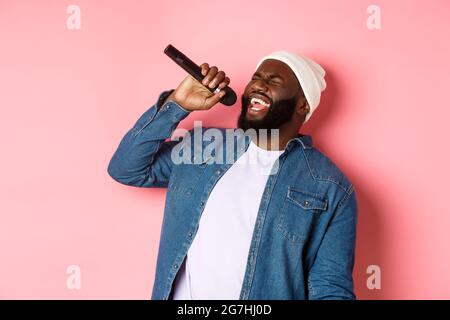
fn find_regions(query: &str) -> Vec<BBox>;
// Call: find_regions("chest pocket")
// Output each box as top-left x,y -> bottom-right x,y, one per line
276,187 -> 328,244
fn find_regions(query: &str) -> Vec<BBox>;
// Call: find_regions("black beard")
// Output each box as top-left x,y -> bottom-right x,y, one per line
237,95 -> 297,131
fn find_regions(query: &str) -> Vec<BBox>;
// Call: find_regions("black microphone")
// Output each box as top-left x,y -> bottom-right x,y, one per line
164,44 -> 237,106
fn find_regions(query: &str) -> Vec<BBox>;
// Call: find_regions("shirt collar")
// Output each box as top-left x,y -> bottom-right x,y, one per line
235,130 -> 313,154
286,134 -> 313,151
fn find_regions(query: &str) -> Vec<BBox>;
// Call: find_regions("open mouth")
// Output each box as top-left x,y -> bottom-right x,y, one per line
248,94 -> 272,113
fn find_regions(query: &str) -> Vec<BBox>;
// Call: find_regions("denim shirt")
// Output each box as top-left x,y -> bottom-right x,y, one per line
107,90 -> 358,300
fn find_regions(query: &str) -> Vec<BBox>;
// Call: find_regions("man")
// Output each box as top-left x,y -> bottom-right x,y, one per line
107,51 -> 358,300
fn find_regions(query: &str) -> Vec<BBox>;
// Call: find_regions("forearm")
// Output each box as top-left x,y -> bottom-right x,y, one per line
107,90 -> 191,187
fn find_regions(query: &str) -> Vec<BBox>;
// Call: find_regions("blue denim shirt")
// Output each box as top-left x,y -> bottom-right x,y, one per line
107,90 -> 358,300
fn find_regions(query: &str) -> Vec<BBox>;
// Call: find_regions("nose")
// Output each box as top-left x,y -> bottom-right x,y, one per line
252,78 -> 269,92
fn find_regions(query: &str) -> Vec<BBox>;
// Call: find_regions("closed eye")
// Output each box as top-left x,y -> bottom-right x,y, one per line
269,79 -> 282,85
252,73 -> 283,85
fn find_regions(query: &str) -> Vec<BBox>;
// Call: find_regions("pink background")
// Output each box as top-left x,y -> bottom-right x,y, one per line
1,0 -> 449,299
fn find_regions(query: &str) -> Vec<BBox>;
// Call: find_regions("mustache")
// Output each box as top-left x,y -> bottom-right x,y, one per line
244,92 -> 273,104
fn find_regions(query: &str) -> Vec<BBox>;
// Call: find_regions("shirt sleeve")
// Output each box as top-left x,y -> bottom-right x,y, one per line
107,90 -> 191,188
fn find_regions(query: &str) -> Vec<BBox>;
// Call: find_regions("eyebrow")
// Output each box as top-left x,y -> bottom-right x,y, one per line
253,72 -> 285,81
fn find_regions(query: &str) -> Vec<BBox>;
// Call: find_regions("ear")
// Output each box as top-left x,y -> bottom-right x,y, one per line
295,96 -> 309,118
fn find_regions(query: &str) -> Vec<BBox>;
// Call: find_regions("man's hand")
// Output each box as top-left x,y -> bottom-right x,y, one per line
166,63 -> 230,111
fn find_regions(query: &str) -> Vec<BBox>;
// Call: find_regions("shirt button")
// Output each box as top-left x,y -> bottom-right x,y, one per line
304,201 -> 309,206
200,201 -> 204,207
216,170 -> 221,175
188,232 -> 193,237
173,264 -> 178,269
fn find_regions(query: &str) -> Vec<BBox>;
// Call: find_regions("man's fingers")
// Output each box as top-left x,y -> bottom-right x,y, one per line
200,63 -> 209,76
218,76 -> 230,89
202,66 -> 218,86
204,90 -> 226,108
208,71 -> 225,89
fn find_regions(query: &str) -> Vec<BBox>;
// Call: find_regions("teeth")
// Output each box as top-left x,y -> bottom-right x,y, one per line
250,97 -> 270,107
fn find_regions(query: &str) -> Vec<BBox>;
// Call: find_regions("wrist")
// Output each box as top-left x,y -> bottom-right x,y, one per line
165,91 -> 193,112
163,92 -> 191,113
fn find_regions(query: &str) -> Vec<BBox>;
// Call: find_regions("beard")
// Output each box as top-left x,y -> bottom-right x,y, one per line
237,94 -> 298,131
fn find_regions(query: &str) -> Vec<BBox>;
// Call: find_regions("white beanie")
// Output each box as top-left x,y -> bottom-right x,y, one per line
256,51 -> 326,123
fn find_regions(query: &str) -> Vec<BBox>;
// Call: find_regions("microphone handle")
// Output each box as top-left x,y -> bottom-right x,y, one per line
164,44 -> 237,106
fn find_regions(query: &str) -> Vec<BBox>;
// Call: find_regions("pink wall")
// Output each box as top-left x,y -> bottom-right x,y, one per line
1,0 -> 449,299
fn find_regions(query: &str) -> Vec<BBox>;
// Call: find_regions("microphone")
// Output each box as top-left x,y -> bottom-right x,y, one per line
164,44 -> 237,106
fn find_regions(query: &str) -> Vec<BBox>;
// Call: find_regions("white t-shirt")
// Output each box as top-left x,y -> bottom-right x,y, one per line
172,139 -> 284,300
